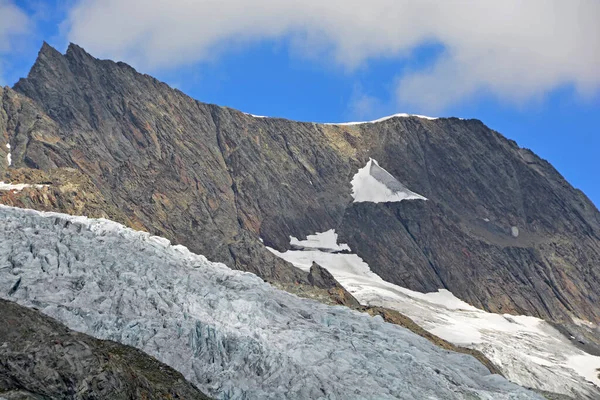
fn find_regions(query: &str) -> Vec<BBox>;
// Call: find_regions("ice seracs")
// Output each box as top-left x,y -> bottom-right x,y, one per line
0,205 -> 542,400
351,158 -> 427,203
268,230 -> 600,399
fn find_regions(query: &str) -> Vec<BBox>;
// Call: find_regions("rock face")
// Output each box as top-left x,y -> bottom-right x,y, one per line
3,42 -> 600,328
0,168 -> 137,227
0,205 -> 544,400
0,298 -> 211,400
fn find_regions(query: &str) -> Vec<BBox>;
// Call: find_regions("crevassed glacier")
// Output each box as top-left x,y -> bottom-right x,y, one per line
0,206 -> 542,400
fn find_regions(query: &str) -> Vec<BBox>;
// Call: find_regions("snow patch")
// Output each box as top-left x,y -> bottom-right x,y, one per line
0,181 -> 48,191
242,112 -> 438,124
290,229 -> 350,252
244,112 -> 267,118
268,230 -> 600,398
326,113 -> 438,125
5,143 -> 10,167
351,158 -> 427,203
572,317 -> 596,329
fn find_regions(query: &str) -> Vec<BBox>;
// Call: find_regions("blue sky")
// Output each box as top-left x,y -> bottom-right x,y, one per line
1,0 -> 598,206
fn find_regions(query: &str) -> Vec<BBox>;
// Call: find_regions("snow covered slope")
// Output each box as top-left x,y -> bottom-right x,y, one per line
0,205 -> 542,400
268,231 -> 600,399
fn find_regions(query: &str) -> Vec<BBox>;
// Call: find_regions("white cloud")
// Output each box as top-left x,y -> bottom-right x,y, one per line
64,0 -> 600,110
0,0 -> 30,53
0,0 -> 32,85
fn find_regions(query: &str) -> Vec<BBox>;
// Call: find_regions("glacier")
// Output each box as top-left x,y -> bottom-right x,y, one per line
268,230 -> 600,399
0,205 -> 543,400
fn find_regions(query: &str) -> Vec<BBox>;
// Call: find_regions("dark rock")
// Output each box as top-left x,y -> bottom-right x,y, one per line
307,262 -> 360,307
0,168 -> 139,228
308,261 -> 339,289
0,298 -> 211,399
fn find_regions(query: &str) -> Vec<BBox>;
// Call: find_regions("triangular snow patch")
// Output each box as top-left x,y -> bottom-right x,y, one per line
351,159 -> 427,203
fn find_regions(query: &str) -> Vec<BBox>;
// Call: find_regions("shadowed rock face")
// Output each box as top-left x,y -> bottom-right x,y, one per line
0,298 -> 212,400
3,43 -> 600,328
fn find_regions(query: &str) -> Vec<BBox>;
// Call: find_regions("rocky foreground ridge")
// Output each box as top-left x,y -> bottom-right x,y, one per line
0,297 -> 211,399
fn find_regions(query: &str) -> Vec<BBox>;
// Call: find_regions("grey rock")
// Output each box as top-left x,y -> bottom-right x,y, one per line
0,298 -> 211,400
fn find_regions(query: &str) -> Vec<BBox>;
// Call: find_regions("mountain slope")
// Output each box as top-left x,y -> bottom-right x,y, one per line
4,43 -> 600,326
0,205 -> 543,400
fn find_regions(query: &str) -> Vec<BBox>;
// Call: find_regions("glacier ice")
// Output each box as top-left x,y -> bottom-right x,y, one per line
0,205 -> 543,400
268,230 -> 600,399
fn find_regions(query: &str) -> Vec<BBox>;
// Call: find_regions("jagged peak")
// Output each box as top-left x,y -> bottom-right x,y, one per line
14,42 -> 117,96
37,41 -> 63,60
65,42 -> 94,60
12,42 -> 67,89
26,42 -> 97,76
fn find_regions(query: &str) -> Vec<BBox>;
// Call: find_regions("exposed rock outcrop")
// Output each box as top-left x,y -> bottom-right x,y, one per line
0,168 -> 138,227
0,298 -> 211,400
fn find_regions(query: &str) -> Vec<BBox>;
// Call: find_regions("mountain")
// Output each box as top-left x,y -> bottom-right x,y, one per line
0,205 -> 543,400
4,43 -> 599,327
1,43 -> 600,397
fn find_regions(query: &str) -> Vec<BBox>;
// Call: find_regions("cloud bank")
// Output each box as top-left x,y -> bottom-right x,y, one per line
46,0 -> 600,110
